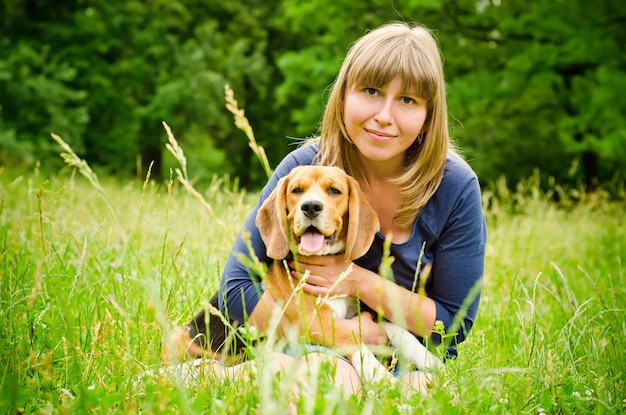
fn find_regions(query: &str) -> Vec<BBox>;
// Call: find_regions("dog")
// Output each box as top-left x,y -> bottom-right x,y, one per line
167,165 -> 441,382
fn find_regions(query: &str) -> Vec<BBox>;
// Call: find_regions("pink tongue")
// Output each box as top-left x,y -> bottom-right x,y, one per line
300,231 -> 325,253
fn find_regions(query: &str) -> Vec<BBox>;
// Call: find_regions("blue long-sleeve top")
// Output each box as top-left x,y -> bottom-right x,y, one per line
219,143 -> 487,357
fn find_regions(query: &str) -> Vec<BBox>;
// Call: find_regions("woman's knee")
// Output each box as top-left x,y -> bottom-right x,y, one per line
266,352 -> 297,373
333,358 -> 362,395
300,353 -> 362,397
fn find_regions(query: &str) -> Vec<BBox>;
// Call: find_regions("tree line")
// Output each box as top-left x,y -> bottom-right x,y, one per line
1,0 -> 624,190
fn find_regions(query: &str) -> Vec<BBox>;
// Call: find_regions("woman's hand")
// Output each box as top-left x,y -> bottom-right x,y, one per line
290,256 -> 387,345
336,311 -> 388,345
290,254 -> 358,297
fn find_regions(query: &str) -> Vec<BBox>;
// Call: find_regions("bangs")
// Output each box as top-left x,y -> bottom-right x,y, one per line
345,35 -> 438,102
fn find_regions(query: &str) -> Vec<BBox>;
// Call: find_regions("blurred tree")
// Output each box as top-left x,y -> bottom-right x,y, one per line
0,0 -> 89,169
269,0 -> 626,188
64,0 -> 277,183
1,0 -> 624,189
0,0 -> 278,184
438,0 -> 625,186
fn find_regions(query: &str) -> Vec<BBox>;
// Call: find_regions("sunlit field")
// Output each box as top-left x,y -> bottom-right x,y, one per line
1,143 -> 624,413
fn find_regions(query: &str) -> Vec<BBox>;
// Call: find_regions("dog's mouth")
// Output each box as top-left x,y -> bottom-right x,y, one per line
295,226 -> 336,254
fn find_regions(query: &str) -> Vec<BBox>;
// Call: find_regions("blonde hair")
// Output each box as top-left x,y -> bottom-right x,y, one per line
311,22 -> 454,228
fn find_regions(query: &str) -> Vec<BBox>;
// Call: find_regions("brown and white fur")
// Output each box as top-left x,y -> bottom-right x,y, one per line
168,165 -> 441,382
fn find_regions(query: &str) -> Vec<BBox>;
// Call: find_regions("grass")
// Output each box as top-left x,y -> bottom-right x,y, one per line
1,142 -> 625,413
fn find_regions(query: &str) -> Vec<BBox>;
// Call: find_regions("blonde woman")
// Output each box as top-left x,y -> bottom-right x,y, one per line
217,22 -> 486,397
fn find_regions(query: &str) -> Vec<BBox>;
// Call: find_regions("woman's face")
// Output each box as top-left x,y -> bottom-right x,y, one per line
343,76 -> 427,173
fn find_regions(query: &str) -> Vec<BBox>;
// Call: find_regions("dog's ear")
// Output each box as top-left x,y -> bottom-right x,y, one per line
345,175 -> 380,260
256,174 -> 292,259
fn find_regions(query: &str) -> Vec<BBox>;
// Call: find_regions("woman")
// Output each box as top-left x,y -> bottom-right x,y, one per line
218,21 -> 487,397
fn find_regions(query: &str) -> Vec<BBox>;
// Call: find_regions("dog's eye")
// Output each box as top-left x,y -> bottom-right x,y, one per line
327,187 -> 342,196
291,187 -> 303,194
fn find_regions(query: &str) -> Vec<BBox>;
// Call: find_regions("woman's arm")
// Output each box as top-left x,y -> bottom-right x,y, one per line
294,256 -> 437,338
296,171 -> 486,344
219,144 -> 318,325
248,291 -> 387,345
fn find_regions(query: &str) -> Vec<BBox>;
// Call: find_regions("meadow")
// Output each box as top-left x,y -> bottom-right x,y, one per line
0,136 -> 624,413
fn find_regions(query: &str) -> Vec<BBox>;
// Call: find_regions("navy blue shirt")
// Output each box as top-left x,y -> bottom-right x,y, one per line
219,143 -> 487,357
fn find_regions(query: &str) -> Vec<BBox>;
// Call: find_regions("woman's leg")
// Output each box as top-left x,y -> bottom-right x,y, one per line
203,351 -> 362,399
206,352 -> 297,381
299,352 -> 362,398
397,370 -> 434,396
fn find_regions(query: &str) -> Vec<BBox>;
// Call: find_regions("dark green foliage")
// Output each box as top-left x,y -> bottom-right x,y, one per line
1,0 -> 624,189
441,0 -> 626,187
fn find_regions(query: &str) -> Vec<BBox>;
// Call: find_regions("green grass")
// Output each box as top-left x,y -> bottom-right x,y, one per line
1,162 -> 624,414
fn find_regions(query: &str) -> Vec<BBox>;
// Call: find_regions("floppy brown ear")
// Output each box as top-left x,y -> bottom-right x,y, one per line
344,175 -> 380,260
256,175 -> 291,259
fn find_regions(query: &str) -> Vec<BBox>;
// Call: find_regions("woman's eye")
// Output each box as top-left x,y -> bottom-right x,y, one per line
364,87 -> 378,96
401,96 -> 415,105
327,187 -> 342,196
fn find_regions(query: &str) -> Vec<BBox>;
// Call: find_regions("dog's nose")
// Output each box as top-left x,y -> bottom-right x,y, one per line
301,200 -> 323,218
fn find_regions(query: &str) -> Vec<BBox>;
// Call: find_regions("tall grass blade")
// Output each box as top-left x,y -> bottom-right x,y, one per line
224,84 -> 273,179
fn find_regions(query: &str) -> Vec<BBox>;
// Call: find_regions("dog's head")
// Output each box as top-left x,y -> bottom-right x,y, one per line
256,166 -> 380,261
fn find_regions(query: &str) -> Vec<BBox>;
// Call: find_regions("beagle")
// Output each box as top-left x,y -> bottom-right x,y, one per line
167,165 -> 441,382
255,165 -> 380,349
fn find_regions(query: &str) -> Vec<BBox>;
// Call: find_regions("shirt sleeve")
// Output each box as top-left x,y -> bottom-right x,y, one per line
218,144 -> 317,324
429,171 -> 487,348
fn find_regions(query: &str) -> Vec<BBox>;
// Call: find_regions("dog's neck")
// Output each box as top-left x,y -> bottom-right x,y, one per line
281,247 -> 358,320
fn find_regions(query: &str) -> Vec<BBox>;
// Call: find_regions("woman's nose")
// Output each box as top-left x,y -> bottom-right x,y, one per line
374,98 -> 394,124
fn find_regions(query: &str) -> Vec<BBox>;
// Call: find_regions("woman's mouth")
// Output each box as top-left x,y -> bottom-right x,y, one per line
366,128 -> 395,142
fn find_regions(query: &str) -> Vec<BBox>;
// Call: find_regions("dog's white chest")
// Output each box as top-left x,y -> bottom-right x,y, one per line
325,296 -> 358,319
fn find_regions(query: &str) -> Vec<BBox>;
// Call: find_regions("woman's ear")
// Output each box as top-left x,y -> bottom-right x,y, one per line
417,131 -> 426,144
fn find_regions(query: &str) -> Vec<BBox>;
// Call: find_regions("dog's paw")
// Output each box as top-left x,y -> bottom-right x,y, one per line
162,327 -> 206,364
351,345 -> 393,384
136,358 -> 206,386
